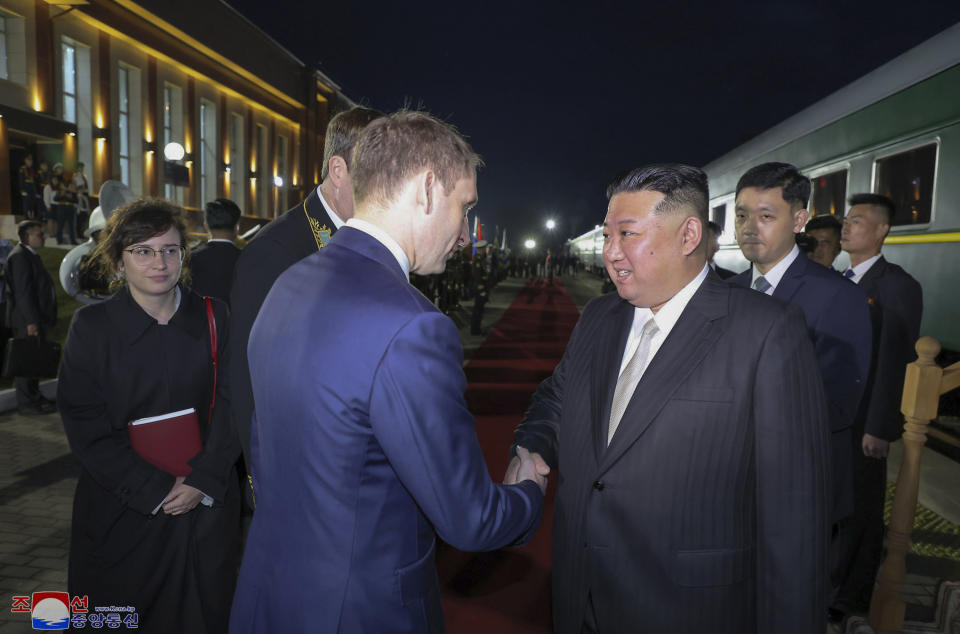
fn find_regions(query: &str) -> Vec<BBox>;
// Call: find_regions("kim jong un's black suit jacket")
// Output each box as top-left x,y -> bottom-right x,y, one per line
229,188 -> 337,470
514,271 -> 831,634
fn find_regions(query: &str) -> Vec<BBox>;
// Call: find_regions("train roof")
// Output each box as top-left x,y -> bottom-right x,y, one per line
703,22 -> 960,178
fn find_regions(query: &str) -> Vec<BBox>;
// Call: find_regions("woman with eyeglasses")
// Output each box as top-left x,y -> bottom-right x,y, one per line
58,199 -> 240,633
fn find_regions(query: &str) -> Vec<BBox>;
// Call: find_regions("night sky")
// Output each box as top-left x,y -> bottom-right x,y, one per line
227,0 -> 960,249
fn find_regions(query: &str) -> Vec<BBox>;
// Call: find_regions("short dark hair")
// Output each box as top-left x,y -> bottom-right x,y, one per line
18,220 -> 43,242
204,198 -> 242,230
707,220 -> 723,236
351,110 -> 483,206
321,106 -> 385,181
848,193 -> 895,225
90,198 -> 190,290
805,213 -> 842,238
736,162 -> 810,211
606,163 -> 709,221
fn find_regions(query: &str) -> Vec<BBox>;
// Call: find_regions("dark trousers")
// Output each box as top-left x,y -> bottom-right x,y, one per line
13,327 -> 45,409
833,449 -> 887,611
471,296 -> 487,335
55,204 -> 77,244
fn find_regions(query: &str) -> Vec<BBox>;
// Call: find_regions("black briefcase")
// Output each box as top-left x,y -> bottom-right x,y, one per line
1,337 -> 61,379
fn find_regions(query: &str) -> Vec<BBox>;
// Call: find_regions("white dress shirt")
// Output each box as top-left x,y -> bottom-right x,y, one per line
844,253 -> 882,284
750,244 -> 801,295
316,187 -> 345,229
619,264 -> 709,376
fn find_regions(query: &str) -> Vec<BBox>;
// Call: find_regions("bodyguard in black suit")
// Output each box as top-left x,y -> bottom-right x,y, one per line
189,198 -> 242,305
730,163 -> 871,527
510,165 -> 831,633
5,221 -> 57,414
228,107 -> 383,488
832,194 -> 923,616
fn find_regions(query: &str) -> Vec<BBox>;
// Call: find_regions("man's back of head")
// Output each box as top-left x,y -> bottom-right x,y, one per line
350,110 -> 482,275
205,198 -> 242,240
319,106 -> 385,219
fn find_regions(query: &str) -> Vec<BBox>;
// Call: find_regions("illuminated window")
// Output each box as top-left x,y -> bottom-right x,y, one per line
808,169 -> 847,218
0,15 -> 8,79
62,40 -> 77,123
0,10 -> 26,85
163,83 -> 183,204
117,62 -> 141,194
874,144 -> 936,226
118,66 -> 130,185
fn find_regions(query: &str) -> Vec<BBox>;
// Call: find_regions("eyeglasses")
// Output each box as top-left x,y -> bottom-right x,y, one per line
124,246 -> 185,264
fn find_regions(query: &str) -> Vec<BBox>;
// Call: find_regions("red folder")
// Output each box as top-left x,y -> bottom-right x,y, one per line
128,408 -> 203,477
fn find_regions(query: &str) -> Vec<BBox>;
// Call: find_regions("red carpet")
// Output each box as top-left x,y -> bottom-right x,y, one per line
438,279 -> 582,633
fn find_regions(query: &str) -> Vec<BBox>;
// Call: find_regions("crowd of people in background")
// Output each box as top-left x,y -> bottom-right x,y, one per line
18,154 -> 90,246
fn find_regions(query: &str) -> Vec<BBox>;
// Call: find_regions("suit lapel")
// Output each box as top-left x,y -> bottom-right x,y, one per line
591,299 -> 635,463
772,253 -> 808,303
598,275 -> 728,475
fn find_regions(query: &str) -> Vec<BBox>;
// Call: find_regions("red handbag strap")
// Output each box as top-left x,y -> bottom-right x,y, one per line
205,297 -> 217,423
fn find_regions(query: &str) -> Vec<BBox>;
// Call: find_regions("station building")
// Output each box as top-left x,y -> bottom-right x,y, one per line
0,0 -> 354,236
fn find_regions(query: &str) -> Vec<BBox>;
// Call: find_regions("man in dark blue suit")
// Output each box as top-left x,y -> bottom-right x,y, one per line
230,111 -> 547,634
189,198 -> 242,305
832,193 -> 923,617
729,162 -> 872,595
511,165 -> 831,633
228,106 -> 383,496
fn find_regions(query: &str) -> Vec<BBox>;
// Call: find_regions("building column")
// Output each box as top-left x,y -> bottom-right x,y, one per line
94,32 -> 112,192
145,56 -> 159,197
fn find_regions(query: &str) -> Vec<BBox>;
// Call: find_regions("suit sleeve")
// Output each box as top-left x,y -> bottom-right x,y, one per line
811,283 -> 872,434
511,302 -> 596,471
9,252 -> 41,327
185,301 -> 241,501
865,277 -> 923,440
58,311 -> 176,515
368,311 -> 543,551
754,305 -> 831,633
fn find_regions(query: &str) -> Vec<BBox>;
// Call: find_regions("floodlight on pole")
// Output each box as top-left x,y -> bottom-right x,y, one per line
524,239 -> 536,249
545,219 -> 556,230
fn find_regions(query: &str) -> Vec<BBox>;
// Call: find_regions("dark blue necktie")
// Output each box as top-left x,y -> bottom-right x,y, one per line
843,269 -> 855,279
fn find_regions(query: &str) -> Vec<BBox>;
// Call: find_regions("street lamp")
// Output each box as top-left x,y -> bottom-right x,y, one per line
164,142 -> 185,161
524,239 -> 536,249
545,219 -> 556,230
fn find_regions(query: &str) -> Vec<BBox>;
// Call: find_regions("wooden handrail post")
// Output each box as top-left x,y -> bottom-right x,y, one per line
868,337 -> 943,633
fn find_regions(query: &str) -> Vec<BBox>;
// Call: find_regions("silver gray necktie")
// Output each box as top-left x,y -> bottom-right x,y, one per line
608,317 -> 659,444
753,275 -> 772,293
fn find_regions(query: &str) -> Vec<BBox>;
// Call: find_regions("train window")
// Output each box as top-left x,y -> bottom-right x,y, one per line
809,169 -> 847,218
874,143 -> 936,226
711,203 -> 726,230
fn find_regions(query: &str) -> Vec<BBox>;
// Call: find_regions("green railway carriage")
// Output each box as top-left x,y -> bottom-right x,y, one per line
706,23 -> 960,352
569,24 -> 959,351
